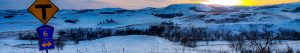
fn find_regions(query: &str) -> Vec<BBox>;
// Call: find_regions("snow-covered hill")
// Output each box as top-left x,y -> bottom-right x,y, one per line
1,2 -> 300,53
0,3 -> 299,32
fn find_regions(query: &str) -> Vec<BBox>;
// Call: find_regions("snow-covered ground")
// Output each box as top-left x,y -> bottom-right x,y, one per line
0,2 -> 300,53
0,35 -> 226,53
1,35 -> 299,53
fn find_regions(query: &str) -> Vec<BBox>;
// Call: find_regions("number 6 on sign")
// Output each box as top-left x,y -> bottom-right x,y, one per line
43,31 -> 48,37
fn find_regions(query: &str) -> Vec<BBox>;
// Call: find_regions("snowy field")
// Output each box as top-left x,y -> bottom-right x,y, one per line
0,2 -> 300,53
0,35 -> 300,53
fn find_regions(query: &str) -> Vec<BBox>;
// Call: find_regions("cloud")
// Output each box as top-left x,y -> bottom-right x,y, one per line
0,0 -> 197,10
242,0 -> 300,6
0,0 -> 35,10
2,0 -> 298,10
85,0 -> 196,9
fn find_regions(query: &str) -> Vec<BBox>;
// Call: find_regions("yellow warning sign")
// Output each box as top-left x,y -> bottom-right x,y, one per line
28,0 -> 59,24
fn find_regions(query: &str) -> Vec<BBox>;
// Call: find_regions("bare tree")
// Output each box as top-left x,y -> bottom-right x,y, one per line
229,35 -> 247,53
246,30 -> 278,53
286,46 -> 293,53
229,29 -> 279,53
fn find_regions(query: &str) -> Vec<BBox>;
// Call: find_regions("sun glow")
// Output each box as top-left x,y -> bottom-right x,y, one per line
241,0 -> 300,6
198,0 -> 300,6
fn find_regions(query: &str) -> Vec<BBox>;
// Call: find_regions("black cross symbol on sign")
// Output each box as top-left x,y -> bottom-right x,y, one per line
35,4 -> 52,20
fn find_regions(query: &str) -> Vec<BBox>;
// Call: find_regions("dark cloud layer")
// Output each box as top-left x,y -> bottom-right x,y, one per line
0,0 -> 196,10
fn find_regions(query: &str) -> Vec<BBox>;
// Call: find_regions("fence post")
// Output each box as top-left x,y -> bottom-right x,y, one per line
123,48 -> 125,53
182,46 -> 185,53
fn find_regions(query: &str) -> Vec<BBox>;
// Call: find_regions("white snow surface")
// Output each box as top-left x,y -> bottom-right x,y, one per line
0,35 -> 232,53
0,35 -> 299,53
0,2 -> 300,53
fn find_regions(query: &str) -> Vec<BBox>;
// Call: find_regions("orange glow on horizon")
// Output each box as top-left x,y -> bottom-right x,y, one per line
241,0 -> 300,6
197,0 -> 300,6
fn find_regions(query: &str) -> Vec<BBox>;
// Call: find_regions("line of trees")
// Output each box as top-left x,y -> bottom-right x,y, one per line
16,22 -> 300,50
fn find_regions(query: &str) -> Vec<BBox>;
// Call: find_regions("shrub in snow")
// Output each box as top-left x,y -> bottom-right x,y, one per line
98,9 -> 135,14
189,7 -> 206,12
17,32 -> 38,40
115,28 -> 147,35
197,15 -> 206,19
238,13 -> 252,18
146,21 -> 181,36
255,5 -> 278,10
286,46 -> 293,53
98,12 -> 115,14
214,18 -> 247,24
205,14 -> 251,23
146,25 -> 165,35
277,28 -> 300,40
183,14 -> 206,20
58,28 -> 112,41
281,8 -> 292,12
180,36 -> 197,47
115,10 -> 135,13
75,9 -> 95,14
64,19 -> 79,24
290,19 -> 300,23
292,7 -> 300,12
105,19 -> 116,23
98,19 -> 118,25
152,13 -> 183,18
205,19 -> 217,23
3,14 -> 14,18
55,37 -> 65,50
160,21 -> 174,25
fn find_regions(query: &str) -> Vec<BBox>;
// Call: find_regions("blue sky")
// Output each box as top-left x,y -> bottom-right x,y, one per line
0,0 -> 196,10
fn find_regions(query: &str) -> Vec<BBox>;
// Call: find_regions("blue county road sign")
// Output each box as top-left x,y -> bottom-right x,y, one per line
36,25 -> 55,50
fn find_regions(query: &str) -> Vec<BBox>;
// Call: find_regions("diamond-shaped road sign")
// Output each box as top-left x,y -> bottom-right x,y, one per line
28,0 -> 59,24
37,25 -> 55,50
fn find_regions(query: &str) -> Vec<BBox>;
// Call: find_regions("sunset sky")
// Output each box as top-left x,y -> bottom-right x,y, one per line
240,0 -> 300,6
0,0 -> 299,10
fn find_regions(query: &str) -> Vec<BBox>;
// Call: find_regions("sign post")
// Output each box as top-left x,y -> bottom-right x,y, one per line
28,0 -> 59,53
